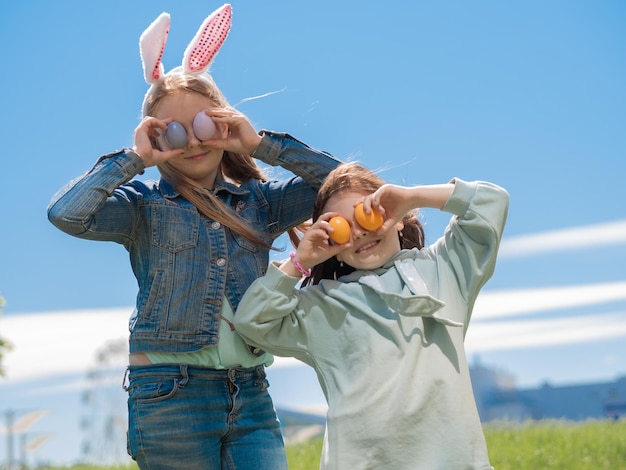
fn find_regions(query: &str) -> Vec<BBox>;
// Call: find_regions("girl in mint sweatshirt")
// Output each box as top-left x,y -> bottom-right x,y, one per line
235,162 -> 509,469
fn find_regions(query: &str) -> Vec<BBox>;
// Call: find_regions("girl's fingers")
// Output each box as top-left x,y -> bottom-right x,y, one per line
317,212 -> 340,223
203,108 -> 244,122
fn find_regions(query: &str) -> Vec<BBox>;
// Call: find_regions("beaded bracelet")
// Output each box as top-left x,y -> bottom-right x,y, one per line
289,252 -> 311,277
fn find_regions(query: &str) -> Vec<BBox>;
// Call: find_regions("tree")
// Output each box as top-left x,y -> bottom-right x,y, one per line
0,295 -> 11,377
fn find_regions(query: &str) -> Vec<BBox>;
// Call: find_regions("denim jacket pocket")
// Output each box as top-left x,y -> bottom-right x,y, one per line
150,204 -> 199,252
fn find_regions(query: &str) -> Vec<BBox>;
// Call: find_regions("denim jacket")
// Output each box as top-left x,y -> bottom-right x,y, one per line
47,131 -> 341,353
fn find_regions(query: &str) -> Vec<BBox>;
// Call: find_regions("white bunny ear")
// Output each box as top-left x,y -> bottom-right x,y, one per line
182,4 -> 232,74
139,12 -> 171,84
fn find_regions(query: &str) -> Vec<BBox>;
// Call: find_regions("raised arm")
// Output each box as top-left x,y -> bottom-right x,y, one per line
253,131 -> 341,188
430,178 -> 510,312
204,108 -> 342,188
47,150 -> 146,243
365,182 -> 456,234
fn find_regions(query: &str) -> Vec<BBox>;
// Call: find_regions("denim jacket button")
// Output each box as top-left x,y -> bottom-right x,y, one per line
216,257 -> 226,267
211,221 -> 220,230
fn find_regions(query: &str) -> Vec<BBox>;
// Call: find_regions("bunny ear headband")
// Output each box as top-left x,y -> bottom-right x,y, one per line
139,4 -> 232,113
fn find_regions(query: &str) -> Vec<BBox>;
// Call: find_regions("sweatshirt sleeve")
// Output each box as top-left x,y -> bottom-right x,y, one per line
433,178 -> 509,311
234,261 -> 320,365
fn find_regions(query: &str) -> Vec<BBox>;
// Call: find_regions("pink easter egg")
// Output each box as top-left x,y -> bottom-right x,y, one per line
193,112 -> 216,140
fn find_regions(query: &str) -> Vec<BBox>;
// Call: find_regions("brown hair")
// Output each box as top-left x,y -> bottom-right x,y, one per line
144,72 -> 287,248
302,162 -> 425,286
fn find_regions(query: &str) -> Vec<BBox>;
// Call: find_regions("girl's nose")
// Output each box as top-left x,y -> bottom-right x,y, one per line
351,223 -> 369,240
184,124 -> 200,147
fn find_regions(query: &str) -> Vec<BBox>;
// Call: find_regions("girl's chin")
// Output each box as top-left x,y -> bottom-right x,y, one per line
350,257 -> 388,271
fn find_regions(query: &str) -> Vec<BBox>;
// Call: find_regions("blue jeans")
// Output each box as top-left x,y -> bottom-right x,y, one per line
125,364 -> 288,470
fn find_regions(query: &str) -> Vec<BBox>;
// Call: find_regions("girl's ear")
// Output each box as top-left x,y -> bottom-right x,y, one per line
139,12 -> 170,85
183,4 -> 232,74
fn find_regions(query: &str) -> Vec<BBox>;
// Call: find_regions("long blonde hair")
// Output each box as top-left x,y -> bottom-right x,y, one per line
144,73 -> 277,248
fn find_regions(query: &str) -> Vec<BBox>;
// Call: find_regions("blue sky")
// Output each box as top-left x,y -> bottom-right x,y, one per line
0,0 -> 625,464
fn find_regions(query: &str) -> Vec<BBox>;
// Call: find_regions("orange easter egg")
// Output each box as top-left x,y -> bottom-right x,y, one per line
329,216 -> 351,244
354,202 -> 384,231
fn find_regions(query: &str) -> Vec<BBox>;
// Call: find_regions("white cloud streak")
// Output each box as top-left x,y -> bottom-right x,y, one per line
1,308 -> 131,383
474,281 -> 626,319
499,219 -> 626,258
465,311 -> 626,353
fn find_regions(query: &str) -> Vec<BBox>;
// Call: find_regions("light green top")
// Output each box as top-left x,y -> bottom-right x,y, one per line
147,297 -> 273,368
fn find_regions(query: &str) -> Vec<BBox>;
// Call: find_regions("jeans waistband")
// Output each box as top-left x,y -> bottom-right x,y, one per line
123,364 -> 266,390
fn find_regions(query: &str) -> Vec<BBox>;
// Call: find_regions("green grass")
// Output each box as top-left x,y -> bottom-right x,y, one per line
286,437 -> 325,469
483,419 -> 626,469
34,419 -> 626,470
286,419 -> 626,470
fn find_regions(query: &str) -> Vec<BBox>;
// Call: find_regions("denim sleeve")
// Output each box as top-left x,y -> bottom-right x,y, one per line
252,131 -> 341,188
251,132 -> 342,235
47,149 -> 146,244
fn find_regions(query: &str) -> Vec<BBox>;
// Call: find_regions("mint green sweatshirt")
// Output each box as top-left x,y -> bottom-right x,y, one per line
235,179 -> 509,470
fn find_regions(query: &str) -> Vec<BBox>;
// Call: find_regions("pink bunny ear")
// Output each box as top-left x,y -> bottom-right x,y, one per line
139,12 -> 170,84
182,4 -> 232,74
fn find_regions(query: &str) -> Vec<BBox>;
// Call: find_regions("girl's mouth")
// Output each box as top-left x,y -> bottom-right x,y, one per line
356,240 -> 379,254
185,152 -> 207,160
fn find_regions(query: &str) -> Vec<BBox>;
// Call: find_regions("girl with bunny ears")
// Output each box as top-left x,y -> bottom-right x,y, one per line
48,5 -> 341,469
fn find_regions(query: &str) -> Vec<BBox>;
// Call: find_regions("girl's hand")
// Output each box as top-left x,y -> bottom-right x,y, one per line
361,183 -> 455,234
359,184 -> 414,234
132,116 -> 184,167
200,108 -> 263,155
292,213 -> 351,272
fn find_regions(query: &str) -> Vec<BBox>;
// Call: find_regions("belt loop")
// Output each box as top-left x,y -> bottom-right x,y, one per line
122,366 -> 130,391
179,364 -> 189,388
256,365 -> 266,380
254,365 -> 267,390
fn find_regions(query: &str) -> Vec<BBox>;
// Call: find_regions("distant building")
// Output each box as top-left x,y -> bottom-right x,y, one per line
470,361 -> 626,422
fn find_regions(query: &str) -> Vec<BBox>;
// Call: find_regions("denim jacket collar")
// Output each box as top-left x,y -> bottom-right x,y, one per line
159,173 -> 251,199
